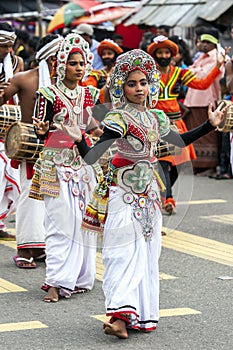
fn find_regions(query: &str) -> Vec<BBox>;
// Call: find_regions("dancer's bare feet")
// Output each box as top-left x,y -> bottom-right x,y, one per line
103,319 -> 128,339
43,287 -> 59,302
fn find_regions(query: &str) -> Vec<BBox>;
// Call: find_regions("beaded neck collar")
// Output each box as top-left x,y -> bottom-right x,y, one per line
124,103 -> 154,128
57,80 -> 80,99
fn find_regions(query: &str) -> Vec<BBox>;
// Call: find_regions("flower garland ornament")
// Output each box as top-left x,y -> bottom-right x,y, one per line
152,35 -> 168,44
97,38 -> 123,56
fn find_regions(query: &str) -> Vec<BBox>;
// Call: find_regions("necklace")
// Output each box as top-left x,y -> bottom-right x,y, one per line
52,84 -> 85,128
125,104 -> 159,157
57,80 -> 81,99
125,104 -> 154,129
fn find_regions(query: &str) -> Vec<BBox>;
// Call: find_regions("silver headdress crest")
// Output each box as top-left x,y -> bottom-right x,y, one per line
109,49 -> 160,108
56,33 -> 94,81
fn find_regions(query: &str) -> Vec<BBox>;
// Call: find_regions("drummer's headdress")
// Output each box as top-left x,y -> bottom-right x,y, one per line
35,34 -> 63,88
0,22 -> 16,45
0,22 -> 17,83
109,49 -> 160,108
56,33 -> 93,82
35,34 -> 62,63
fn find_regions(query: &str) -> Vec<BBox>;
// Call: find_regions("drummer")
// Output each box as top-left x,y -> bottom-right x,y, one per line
0,22 -> 24,89
0,22 -> 23,240
0,34 -> 62,268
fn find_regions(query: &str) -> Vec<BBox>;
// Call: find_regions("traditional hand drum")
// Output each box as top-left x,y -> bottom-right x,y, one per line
0,104 -> 21,137
217,100 -> 233,132
4,122 -> 44,162
157,141 -> 182,159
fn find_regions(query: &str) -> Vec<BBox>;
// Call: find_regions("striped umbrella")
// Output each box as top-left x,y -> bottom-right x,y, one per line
48,0 -> 101,33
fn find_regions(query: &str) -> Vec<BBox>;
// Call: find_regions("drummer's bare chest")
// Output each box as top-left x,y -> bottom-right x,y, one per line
19,80 -> 38,124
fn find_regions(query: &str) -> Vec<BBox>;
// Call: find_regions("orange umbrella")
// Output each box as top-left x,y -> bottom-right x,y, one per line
70,6 -> 136,26
48,0 -> 101,33
48,1 -> 139,33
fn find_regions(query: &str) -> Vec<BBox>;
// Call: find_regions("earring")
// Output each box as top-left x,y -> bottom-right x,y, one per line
57,64 -> 66,81
50,59 -> 57,78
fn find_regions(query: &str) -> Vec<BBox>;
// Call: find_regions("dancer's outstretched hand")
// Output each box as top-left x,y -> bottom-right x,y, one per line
207,101 -> 229,127
54,118 -> 82,142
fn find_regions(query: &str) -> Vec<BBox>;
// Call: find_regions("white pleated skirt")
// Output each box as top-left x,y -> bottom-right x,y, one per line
44,164 -> 97,296
102,183 -> 162,331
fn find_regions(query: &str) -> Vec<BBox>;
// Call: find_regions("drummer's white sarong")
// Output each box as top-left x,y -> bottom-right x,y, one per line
44,165 -> 97,292
0,139 -> 20,225
16,161 -> 46,249
102,185 -> 162,330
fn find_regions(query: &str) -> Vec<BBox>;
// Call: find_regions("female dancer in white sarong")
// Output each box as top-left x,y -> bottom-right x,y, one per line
37,49 -> 227,336
31,33 -> 102,302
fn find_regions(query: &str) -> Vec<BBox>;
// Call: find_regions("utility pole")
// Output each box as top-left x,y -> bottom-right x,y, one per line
37,0 -> 43,38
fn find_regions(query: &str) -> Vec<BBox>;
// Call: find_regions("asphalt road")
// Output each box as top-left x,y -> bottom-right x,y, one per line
1,172 -> 233,350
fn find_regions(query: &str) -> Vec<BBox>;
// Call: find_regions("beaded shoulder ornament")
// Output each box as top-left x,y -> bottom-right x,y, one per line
56,33 -> 94,82
109,49 -> 160,108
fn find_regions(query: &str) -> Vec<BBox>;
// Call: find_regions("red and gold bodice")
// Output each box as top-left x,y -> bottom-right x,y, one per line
36,85 -> 94,149
102,104 -> 170,168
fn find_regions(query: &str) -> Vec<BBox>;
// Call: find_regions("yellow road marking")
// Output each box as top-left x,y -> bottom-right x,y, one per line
0,278 -> 27,293
0,228 -> 16,249
92,308 -> 201,323
0,321 -> 48,332
162,228 -> 233,267
159,308 -> 201,317
177,199 -> 226,205
159,273 -> 176,280
96,252 -> 176,281
7,228 -> 16,234
201,214 -> 233,225
0,240 -> 16,249
3,224 -> 233,275
92,315 -> 109,323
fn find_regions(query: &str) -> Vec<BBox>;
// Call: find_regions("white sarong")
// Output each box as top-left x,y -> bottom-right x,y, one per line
16,161 -> 46,249
0,139 -> 20,226
102,183 -> 162,331
44,164 -> 97,295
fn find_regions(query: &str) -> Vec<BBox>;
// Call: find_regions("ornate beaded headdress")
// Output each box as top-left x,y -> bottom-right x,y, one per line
109,49 -> 160,108
56,33 -> 94,81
